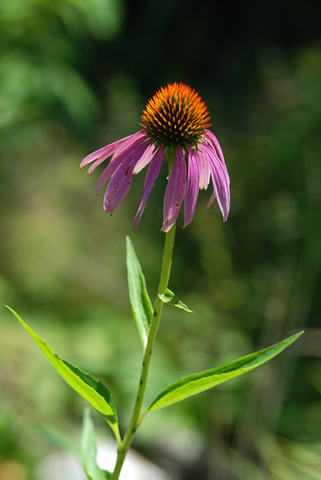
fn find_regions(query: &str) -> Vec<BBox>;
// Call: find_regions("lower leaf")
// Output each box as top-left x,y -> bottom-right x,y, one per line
6,306 -> 120,442
80,408 -> 112,480
145,331 -> 303,415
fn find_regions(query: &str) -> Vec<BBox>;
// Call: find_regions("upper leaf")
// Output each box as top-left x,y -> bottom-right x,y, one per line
158,288 -> 192,313
145,332 -> 303,415
126,236 -> 153,349
80,408 -> 112,480
7,306 -> 120,442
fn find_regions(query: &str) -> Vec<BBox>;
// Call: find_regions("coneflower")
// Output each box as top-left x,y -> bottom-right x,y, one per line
80,82 -> 230,232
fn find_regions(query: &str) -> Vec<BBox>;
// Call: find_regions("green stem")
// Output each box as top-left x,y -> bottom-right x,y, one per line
111,223 -> 176,480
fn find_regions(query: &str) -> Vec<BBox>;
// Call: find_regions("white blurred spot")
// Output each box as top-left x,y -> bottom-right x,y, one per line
35,438 -> 171,480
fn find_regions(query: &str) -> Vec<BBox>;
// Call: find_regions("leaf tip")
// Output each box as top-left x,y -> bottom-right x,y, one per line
290,330 -> 304,341
158,289 -> 193,313
126,235 -> 132,246
5,305 -> 16,316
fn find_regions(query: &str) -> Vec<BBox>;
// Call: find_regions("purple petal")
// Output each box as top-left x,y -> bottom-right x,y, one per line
81,142 -> 121,170
197,146 -> 211,190
95,136 -> 149,194
204,130 -> 225,166
80,130 -> 145,171
132,144 -> 155,174
206,190 -> 216,208
204,131 -> 230,185
133,146 -> 164,228
161,147 -> 187,232
202,143 -> 230,221
113,130 -> 147,158
183,146 -> 200,228
104,159 -> 133,214
199,136 -> 228,208
103,142 -> 148,215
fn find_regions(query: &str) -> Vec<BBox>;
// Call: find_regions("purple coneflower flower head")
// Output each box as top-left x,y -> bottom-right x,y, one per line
80,82 -> 230,232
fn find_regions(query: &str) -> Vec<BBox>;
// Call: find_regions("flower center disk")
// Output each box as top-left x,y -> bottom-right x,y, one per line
141,82 -> 211,148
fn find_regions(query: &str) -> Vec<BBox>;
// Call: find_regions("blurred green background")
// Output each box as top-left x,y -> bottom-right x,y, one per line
1,0 -> 321,479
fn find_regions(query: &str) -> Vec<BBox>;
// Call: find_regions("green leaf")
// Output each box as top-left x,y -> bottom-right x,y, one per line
158,288 -> 193,313
145,332 -> 303,415
126,236 -> 153,349
80,408 -> 112,480
6,306 -> 120,442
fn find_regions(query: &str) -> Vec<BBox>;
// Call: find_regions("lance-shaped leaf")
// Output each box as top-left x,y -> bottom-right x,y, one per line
126,236 -> 153,349
6,306 -> 120,442
145,332 -> 303,415
80,408 -> 112,480
158,288 -> 193,313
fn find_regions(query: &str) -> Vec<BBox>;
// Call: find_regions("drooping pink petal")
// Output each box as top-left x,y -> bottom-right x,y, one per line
204,129 -> 226,166
206,190 -> 216,208
134,146 -> 164,228
113,131 -> 147,158
199,140 -> 216,207
95,136 -> 149,194
81,142 -> 121,171
199,136 -> 228,208
204,130 -> 230,184
80,130 -> 145,170
197,146 -> 211,190
132,144 -> 155,175
183,146 -> 200,228
161,147 -> 187,232
103,159 -> 133,215
202,143 -> 230,221
87,131 -> 147,176
103,142 -> 147,215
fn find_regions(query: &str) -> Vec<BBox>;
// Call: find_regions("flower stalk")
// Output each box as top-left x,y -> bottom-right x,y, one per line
111,220 -> 177,480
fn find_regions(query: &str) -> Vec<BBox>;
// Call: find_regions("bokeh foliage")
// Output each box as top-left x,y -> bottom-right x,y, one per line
1,1 -> 321,479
